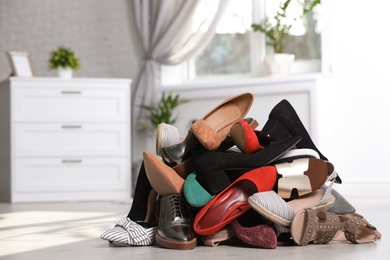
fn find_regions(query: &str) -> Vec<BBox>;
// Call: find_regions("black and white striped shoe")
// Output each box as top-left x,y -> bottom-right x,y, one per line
100,218 -> 156,246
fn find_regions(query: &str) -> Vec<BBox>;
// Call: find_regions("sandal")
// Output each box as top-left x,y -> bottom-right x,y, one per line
248,162 -> 338,229
249,189 -> 335,229
340,212 -> 379,244
290,208 -> 344,246
275,158 -> 333,199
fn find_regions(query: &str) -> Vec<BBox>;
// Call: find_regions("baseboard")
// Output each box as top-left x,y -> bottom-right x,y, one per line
331,181 -> 390,198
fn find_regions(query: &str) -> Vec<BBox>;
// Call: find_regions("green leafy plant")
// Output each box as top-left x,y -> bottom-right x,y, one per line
48,46 -> 80,71
251,0 -> 320,53
139,92 -> 187,131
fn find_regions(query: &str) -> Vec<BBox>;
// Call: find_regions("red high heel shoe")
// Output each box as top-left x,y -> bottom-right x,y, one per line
193,166 -> 278,236
230,119 -> 266,154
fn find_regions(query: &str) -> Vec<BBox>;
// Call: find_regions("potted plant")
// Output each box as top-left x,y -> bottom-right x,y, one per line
139,92 -> 187,132
48,46 -> 80,79
251,0 -> 320,75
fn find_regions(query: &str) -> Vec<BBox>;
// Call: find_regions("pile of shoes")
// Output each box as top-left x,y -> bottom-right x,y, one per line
102,92 -> 382,250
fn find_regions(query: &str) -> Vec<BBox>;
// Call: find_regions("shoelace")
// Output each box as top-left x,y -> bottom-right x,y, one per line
169,195 -> 189,220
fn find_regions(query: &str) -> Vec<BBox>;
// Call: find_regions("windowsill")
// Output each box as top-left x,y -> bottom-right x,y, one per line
162,72 -> 323,92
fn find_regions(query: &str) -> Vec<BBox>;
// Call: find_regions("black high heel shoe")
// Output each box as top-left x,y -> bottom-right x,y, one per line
160,118 -> 258,166
192,135 -> 302,178
261,99 -> 342,183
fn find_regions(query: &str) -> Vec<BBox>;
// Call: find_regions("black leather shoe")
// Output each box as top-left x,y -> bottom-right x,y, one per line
155,194 -> 197,250
159,131 -> 203,166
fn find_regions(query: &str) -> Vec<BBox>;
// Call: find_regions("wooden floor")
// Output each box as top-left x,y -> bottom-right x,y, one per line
0,186 -> 389,260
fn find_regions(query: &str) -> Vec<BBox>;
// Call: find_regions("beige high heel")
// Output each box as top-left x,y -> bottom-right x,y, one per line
143,151 -> 185,195
191,92 -> 254,150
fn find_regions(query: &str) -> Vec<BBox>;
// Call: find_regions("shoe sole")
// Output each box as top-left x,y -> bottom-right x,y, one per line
156,231 -> 197,250
275,158 -> 328,199
155,123 -> 166,156
143,151 -> 184,195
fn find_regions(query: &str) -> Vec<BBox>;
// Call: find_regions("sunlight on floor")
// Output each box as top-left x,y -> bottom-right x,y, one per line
0,210 -> 119,257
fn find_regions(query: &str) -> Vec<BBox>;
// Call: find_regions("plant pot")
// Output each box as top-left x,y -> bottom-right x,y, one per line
263,53 -> 295,76
57,68 -> 73,79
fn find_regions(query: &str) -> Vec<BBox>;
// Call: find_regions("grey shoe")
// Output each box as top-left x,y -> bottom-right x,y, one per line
321,185 -> 356,214
155,194 -> 197,250
156,123 -> 182,156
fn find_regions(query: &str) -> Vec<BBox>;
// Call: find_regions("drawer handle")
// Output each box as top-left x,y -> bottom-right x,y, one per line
62,159 -> 83,164
62,125 -> 82,129
61,91 -> 82,94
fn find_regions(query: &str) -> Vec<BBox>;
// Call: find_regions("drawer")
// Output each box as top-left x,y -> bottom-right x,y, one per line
13,157 -> 130,192
14,123 -> 129,157
12,87 -> 128,122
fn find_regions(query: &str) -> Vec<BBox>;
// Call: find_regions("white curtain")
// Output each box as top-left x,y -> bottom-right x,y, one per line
132,0 -> 228,162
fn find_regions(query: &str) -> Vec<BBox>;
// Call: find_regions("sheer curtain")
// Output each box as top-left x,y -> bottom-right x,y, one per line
132,0 -> 228,163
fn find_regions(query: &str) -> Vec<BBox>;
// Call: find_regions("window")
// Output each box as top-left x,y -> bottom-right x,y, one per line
161,0 -> 323,85
189,0 -> 253,78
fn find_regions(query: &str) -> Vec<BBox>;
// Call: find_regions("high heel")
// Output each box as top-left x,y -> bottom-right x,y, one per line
217,117 -> 259,152
143,151 -> 186,195
160,117 -> 258,166
192,135 -> 302,177
263,99 -> 327,161
230,119 -> 266,154
262,99 -> 342,183
193,165 -> 278,236
191,92 -> 254,150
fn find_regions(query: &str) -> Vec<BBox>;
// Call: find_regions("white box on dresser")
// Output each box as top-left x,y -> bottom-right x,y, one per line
0,77 -> 132,203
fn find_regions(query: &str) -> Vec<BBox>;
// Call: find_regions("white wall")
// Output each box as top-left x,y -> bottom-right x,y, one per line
0,0 -> 142,81
316,1 -> 390,197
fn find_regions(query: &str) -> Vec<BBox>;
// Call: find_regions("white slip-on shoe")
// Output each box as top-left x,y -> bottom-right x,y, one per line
100,218 -> 156,246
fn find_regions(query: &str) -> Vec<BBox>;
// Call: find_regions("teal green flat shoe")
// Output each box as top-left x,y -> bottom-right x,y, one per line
184,172 -> 214,207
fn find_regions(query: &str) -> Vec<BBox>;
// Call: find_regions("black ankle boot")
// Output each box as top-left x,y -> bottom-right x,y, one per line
261,99 -> 342,183
263,99 -> 327,160
192,135 -> 301,177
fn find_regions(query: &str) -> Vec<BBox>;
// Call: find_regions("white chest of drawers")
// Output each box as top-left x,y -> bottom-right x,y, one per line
0,77 -> 132,202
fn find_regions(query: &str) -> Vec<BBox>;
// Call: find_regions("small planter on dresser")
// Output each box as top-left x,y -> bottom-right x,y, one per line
0,77 -> 132,203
